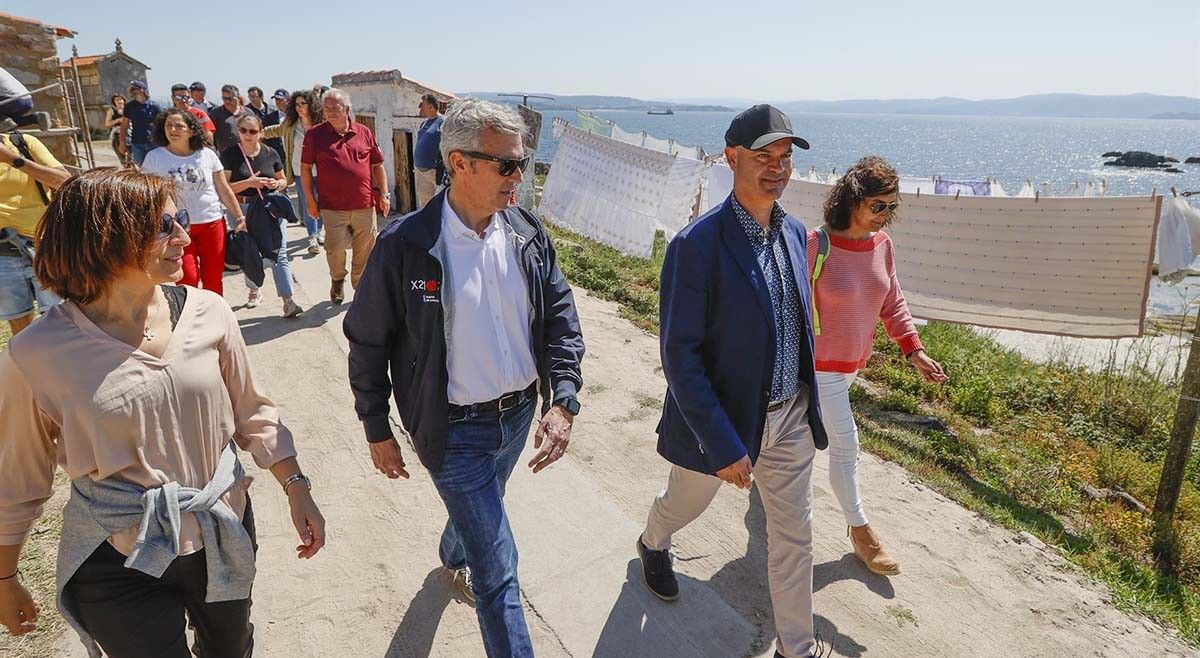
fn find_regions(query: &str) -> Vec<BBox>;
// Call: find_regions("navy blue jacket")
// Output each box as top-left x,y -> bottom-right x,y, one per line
656,195 -> 828,474
344,189 -> 585,472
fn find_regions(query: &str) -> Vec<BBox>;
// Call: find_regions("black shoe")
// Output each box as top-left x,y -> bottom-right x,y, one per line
636,535 -> 679,601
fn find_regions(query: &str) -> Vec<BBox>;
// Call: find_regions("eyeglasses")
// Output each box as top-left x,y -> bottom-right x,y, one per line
239,128 -> 260,135
295,100 -> 309,107
222,95 -> 236,102
459,151 -> 531,177
869,200 -> 900,215
159,209 -> 190,239
173,95 -> 189,102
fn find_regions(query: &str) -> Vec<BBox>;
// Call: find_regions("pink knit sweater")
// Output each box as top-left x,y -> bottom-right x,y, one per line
806,230 -> 923,373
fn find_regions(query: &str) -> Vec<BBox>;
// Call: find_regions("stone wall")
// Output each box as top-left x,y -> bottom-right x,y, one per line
0,16 -> 69,131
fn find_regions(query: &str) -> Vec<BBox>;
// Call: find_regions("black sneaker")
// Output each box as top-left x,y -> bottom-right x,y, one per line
636,535 -> 680,601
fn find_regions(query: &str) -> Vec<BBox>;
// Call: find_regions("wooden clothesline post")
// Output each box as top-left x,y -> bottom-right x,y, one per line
1152,300 -> 1200,576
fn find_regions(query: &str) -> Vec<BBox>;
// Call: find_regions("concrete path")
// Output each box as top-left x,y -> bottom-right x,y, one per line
61,220 -> 1196,657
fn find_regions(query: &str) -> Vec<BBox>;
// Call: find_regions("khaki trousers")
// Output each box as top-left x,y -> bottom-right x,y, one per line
415,168 -> 438,207
643,391 -> 816,658
320,207 -> 377,289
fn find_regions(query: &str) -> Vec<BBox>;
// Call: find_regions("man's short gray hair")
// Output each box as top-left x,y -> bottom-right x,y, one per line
439,99 -> 527,173
323,87 -> 351,109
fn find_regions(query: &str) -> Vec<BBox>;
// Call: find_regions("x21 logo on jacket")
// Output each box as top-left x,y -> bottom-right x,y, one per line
411,279 -> 440,303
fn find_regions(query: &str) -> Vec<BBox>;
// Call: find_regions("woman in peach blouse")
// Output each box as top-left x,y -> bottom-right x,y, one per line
0,168 -> 325,658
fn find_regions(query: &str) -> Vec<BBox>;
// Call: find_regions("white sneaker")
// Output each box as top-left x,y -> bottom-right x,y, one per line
307,236 -> 320,255
246,289 -> 261,308
316,229 -> 325,246
282,299 -> 303,318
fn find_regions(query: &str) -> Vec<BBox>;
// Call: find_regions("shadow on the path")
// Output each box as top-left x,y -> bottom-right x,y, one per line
592,561 -> 734,658
594,486 -> 873,657
814,554 -> 896,599
385,568 -> 456,658
237,300 -> 345,345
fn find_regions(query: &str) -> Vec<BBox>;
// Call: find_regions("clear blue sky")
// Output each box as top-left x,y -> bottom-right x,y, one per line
10,0 -> 1200,102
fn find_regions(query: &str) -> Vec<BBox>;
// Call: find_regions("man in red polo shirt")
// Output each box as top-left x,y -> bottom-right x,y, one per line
300,88 -> 390,304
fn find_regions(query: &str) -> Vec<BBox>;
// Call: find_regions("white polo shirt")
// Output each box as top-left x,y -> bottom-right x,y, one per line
441,198 -> 538,405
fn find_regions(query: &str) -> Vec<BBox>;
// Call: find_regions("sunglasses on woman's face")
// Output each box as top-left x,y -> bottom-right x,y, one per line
159,209 -> 190,239
239,128 -> 260,135
459,150 -> 531,177
869,200 -> 900,215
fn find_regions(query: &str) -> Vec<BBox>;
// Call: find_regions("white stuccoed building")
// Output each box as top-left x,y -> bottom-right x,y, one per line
329,70 -> 454,215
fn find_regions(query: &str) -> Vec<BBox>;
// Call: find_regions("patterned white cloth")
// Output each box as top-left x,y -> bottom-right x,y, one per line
540,125 -> 706,256
776,178 -> 1160,337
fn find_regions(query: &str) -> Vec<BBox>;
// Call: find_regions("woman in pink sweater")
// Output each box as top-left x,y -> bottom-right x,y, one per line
807,156 -> 947,576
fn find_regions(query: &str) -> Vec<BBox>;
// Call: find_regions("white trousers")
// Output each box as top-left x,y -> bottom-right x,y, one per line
643,391 -> 817,658
815,371 -> 869,527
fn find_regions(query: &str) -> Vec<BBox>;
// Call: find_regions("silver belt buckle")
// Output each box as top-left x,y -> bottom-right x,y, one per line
498,392 -> 519,412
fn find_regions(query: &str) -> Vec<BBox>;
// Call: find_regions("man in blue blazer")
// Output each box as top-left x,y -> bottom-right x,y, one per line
636,105 -> 829,658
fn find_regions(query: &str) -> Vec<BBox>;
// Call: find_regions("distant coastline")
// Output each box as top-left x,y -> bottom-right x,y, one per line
465,91 -> 1200,121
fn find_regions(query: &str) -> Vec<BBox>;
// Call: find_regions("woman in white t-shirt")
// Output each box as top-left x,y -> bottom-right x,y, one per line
142,109 -> 244,296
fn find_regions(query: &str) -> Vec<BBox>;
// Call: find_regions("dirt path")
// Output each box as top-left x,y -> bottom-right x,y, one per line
59,223 -> 1194,657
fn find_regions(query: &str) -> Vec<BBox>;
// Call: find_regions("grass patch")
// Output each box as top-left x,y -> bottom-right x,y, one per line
541,219 -> 1200,646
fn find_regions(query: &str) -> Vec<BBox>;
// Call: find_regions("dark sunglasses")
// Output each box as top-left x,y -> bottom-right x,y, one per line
459,150 -> 531,177
173,94 -> 189,101
869,200 -> 900,215
221,95 -> 236,101
159,209 -> 190,238
239,128 -> 260,135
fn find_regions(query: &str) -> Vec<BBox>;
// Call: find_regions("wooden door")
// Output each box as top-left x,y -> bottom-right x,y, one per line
392,129 -> 416,215
356,114 -> 376,135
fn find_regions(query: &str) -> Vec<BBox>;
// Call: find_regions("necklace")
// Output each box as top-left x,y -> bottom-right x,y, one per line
142,289 -> 162,342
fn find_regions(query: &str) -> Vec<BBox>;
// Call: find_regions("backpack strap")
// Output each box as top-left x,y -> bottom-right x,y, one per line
8,133 -> 51,207
810,225 -> 831,336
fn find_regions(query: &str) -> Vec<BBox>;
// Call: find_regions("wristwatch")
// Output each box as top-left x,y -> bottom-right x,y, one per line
282,473 -> 312,493
555,397 -> 581,416
11,157 -> 25,168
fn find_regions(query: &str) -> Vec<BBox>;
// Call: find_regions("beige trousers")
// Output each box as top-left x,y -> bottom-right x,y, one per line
643,390 -> 816,658
320,207 -> 377,289
415,168 -> 438,208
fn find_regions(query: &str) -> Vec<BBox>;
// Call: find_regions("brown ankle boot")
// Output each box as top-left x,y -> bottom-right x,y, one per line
849,525 -> 901,576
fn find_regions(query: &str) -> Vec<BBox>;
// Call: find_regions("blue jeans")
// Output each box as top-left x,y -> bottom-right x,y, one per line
431,394 -> 537,658
243,213 -> 294,298
294,178 -> 322,238
0,252 -> 60,321
131,143 -> 152,166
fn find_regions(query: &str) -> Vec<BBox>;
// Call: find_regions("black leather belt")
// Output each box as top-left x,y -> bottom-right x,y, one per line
449,382 -> 538,415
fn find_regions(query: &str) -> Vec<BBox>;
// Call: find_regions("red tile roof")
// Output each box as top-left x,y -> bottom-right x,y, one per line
0,11 -> 76,38
61,55 -> 105,68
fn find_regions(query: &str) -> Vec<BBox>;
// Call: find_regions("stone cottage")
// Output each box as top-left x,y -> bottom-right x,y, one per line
61,39 -> 151,137
329,70 -> 454,215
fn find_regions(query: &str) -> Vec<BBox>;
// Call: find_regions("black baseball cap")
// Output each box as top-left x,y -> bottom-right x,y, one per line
272,88 -> 289,100
724,104 -> 810,151
128,80 -> 148,92
189,81 -> 206,91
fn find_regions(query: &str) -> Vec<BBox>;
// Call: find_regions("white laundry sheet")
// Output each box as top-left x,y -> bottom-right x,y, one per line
776,178 -> 1160,338
1156,195 -> 1200,283
540,124 -> 706,257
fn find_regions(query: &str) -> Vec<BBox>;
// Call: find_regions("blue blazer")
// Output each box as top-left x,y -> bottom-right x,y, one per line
656,195 -> 828,474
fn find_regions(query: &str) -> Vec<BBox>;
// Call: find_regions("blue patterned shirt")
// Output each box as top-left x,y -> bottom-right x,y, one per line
731,195 -> 803,403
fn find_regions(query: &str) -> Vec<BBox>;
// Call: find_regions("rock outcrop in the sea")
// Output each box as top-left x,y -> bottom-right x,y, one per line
1102,151 -> 1123,157
1103,151 -> 1181,171
1186,156 -> 1200,164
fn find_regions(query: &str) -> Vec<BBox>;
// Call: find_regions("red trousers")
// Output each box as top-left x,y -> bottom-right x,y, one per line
179,220 -> 226,296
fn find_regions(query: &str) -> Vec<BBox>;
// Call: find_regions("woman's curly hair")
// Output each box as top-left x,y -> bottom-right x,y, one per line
822,156 -> 900,230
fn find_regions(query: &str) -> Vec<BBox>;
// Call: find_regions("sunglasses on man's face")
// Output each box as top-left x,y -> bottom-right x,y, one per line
173,95 -> 189,102
459,151 -> 531,177
239,128 -> 260,135
869,200 -> 900,215
159,209 -> 190,239
222,96 -> 236,102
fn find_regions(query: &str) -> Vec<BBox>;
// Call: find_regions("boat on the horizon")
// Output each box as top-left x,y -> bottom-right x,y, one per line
647,107 -> 674,115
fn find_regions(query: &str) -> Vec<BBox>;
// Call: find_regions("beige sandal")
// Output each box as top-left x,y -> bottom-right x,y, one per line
849,525 -> 901,576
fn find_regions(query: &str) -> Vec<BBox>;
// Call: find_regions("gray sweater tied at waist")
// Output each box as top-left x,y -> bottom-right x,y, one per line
55,441 -> 256,657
